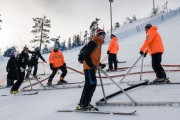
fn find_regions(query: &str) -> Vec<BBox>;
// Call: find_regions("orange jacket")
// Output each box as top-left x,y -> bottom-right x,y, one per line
49,50 -> 65,68
140,26 -> 164,54
83,36 -> 104,70
108,37 -> 119,54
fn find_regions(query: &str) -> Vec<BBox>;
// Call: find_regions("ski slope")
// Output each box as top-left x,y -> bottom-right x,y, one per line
0,12 -> 180,120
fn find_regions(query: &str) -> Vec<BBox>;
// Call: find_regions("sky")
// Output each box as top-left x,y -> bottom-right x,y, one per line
0,0 -> 180,53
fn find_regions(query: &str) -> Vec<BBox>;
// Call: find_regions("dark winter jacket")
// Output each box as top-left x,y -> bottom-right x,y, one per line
6,55 -> 18,79
28,50 -> 45,64
83,36 -> 104,70
16,51 -> 29,71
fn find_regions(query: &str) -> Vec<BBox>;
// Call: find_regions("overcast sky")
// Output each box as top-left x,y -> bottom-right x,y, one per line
0,0 -> 180,52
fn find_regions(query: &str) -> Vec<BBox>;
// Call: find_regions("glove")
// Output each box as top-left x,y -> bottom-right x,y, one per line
20,67 -> 25,72
91,66 -> 97,70
107,51 -> 110,54
50,63 -> 54,70
139,51 -> 147,57
139,51 -> 144,55
144,53 -> 147,57
99,63 -> 106,69
63,63 -> 66,67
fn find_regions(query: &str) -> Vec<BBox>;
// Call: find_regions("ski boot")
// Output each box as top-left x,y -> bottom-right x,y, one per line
152,77 -> 170,84
57,77 -> 68,85
106,68 -> 113,72
57,80 -> 68,85
75,104 -> 98,111
10,90 -> 20,94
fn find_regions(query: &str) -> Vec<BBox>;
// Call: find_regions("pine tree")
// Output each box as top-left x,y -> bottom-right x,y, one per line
67,37 -> 72,50
31,15 -> 51,50
0,14 -> 2,30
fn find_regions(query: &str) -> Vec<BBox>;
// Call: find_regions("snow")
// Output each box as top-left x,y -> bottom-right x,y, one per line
1,12 -> 180,120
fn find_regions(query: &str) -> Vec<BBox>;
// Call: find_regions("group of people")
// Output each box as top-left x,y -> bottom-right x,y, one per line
6,47 -> 47,94
5,23 -> 169,111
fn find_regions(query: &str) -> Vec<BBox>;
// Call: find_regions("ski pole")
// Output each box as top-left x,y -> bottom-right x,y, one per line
140,55 -> 144,81
98,68 -> 107,103
28,78 -> 33,90
119,55 -> 142,83
99,68 -> 137,106
26,69 -> 46,89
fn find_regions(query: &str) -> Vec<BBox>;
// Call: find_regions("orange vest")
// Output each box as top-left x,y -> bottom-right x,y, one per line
49,50 -> 65,68
140,26 -> 164,54
83,36 -> 104,70
108,37 -> 119,54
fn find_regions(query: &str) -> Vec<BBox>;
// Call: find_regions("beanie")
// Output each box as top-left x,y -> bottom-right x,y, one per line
145,24 -> 152,30
110,34 -> 116,38
54,42 -> 59,49
96,29 -> 106,36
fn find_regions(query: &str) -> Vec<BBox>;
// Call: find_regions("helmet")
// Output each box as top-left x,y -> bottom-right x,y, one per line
145,24 -> 152,30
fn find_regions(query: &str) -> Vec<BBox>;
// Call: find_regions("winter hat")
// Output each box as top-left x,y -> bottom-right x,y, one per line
54,42 -> 59,49
96,29 -> 106,36
110,34 -> 116,38
145,24 -> 152,30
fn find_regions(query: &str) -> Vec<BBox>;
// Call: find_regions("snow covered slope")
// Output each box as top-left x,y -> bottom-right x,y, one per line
0,12 -> 180,120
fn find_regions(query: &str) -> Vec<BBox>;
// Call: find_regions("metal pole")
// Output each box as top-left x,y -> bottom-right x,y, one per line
119,55 -> 142,83
140,55 -> 144,81
99,68 -> 137,106
109,0 -> 113,35
28,79 -> 33,90
98,68 -> 107,103
153,0 -> 155,14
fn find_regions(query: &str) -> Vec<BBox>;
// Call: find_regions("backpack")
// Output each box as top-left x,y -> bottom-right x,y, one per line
78,44 -> 88,64
78,41 -> 97,64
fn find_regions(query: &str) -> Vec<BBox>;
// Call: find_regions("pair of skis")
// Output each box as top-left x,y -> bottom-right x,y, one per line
57,109 -> 136,115
127,80 -> 180,86
1,91 -> 38,96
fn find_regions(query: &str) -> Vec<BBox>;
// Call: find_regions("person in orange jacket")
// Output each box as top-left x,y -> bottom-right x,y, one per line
76,29 -> 106,111
107,34 -> 119,71
47,43 -> 68,86
140,24 -> 169,84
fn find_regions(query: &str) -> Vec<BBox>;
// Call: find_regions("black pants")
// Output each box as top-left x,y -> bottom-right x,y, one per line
108,53 -> 118,70
79,69 -> 97,107
151,52 -> 166,78
49,65 -> 67,80
11,70 -> 25,91
26,62 -> 38,77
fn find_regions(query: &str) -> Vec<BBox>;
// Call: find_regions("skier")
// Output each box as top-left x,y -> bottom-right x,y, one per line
25,47 -> 46,79
107,34 -> 119,71
6,53 -> 18,87
76,29 -> 106,111
47,43 -> 68,86
139,24 -> 170,83
10,46 -> 29,94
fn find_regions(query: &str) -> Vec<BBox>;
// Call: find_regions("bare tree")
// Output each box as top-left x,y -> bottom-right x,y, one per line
151,6 -> 160,16
31,15 -> 51,50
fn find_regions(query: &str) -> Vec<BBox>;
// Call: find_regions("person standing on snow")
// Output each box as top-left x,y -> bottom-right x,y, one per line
10,47 -> 29,94
47,43 -> 68,86
25,47 -> 46,79
139,24 -> 169,84
6,53 -> 18,87
76,29 -> 106,111
107,34 -> 119,71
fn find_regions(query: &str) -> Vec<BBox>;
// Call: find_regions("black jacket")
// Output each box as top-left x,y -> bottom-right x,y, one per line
29,50 -> 45,64
6,55 -> 18,79
16,51 -> 29,70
